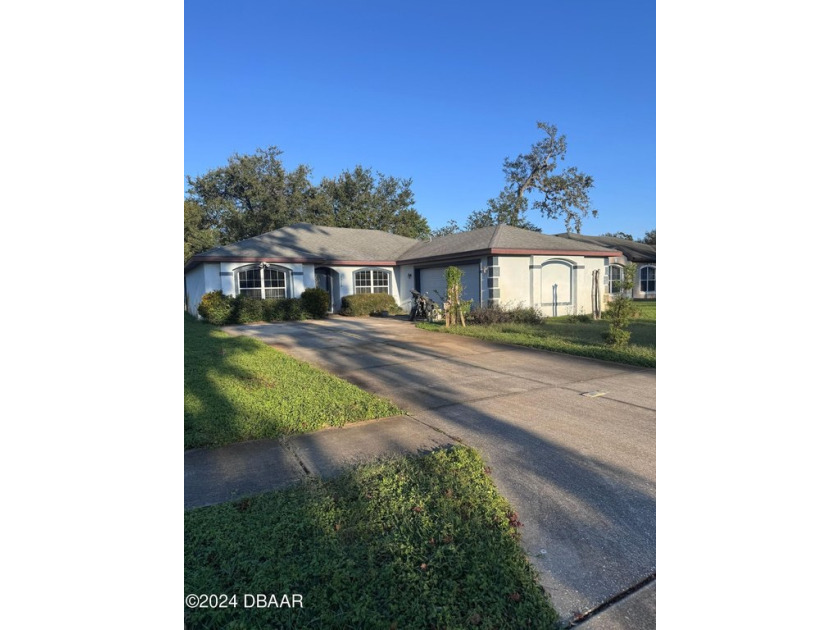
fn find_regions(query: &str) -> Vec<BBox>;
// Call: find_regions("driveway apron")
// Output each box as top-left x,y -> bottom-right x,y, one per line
225,317 -> 656,628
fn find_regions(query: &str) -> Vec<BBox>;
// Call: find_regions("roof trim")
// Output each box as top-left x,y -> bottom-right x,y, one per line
185,247 -> 622,272
489,248 -> 621,257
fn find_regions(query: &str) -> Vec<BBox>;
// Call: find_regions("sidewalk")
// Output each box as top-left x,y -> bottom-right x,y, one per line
185,415 -> 455,510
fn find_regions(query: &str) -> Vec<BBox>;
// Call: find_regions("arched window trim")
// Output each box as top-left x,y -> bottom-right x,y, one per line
640,265 -> 656,293
233,263 -> 291,299
606,264 -> 625,295
353,267 -> 392,295
540,259 -> 575,308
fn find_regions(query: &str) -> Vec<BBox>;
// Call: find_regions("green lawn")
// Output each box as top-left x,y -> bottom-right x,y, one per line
184,314 -> 403,449
185,446 -> 558,629
417,300 -> 656,368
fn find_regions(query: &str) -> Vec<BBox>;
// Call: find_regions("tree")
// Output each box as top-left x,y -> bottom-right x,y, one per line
443,266 -> 468,328
318,166 -> 429,238
642,229 -> 656,246
186,147 -> 329,245
184,199 -> 219,262
463,196 -> 542,232
603,263 -> 640,347
430,219 -> 461,238
185,148 -> 431,247
601,231 -> 634,241
465,121 -> 596,232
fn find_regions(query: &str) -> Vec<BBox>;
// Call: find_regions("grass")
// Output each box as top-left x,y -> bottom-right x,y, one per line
185,314 -> 403,449
185,445 -> 558,629
417,300 -> 656,368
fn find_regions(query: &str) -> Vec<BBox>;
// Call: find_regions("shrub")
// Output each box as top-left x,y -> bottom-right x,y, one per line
198,292 -> 311,325
197,291 -> 234,325
284,299 -> 306,321
603,326 -> 631,347
260,298 -> 305,322
467,302 -> 545,326
301,288 -> 330,319
566,313 -> 593,324
231,294 -> 266,323
341,293 -> 401,316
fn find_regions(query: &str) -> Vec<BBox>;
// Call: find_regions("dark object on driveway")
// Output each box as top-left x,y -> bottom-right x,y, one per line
410,289 -> 438,322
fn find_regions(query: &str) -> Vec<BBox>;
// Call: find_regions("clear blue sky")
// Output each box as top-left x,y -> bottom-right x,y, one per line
185,0 -> 655,237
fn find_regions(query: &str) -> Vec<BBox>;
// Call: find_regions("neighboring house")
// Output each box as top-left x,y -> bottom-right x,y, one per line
184,223 -> 622,318
560,233 -> 656,300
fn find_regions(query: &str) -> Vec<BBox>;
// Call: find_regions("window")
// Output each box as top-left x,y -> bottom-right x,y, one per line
236,264 -> 287,299
607,265 -> 624,294
640,266 -> 655,293
354,269 -> 389,294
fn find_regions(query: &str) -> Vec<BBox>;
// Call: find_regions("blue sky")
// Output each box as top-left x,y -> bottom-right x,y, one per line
185,0 -> 655,237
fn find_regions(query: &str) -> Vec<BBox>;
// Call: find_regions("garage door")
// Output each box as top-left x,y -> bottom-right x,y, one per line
419,264 -> 481,307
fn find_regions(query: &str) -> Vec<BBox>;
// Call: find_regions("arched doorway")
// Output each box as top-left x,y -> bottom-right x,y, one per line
314,267 -> 339,313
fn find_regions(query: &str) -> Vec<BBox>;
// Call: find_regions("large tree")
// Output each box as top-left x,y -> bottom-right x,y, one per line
465,121 -> 596,232
318,166 -> 429,238
642,229 -> 656,245
184,199 -> 219,262
185,146 -> 330,245
185,149 -> 429,253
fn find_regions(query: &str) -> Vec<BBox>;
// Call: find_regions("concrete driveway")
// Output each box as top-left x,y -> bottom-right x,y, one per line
226,316 -> 655,628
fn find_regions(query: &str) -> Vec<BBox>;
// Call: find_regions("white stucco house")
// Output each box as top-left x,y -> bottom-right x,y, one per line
184,223 -> 626,318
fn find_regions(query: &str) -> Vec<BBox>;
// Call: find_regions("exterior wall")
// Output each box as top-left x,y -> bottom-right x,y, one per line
187,262 -> 404,314
395,265 -> 415,312
497,256 -> 531,306
184,263 -> 221,316
186,253 -> 647,320
496,255 -> 611,317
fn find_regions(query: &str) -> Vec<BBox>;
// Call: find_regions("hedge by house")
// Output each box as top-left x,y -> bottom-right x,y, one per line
340,293 -> 401,316
300,288 -> 331,319
197,291 -> 320,325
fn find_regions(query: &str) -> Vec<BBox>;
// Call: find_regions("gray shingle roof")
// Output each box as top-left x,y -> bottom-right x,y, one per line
398,224 -> 619,262
185,223 -> 622,270
187,223 -> 420,267
559,233 -> 656,263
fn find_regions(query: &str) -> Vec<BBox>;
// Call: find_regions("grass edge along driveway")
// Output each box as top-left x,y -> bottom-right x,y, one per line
417,301 -> 656,368
185,314 -> 403,449
185,445 -> 559,629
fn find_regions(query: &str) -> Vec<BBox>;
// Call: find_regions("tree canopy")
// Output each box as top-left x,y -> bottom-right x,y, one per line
318,166 -> 429,238
429,219 -> 461,239
601,231 -> 635,241
464,121 -> 596,233
184,199 -> 219,262
642,229 -> 656,245
185,147 -> 430,257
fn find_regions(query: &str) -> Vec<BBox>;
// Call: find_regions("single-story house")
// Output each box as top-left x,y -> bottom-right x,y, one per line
560,233 -> 656,300
184,223 -> 625,317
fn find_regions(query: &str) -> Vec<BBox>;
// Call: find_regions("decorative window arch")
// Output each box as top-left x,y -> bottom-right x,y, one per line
540,259 -> 575,312
607,264 -> 624,294
640,265 -> 656,293
235,263 -> 290,299
354,268 -> 390,294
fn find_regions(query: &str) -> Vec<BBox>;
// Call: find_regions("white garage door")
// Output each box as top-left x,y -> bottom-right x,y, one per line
419,264 -> 481,307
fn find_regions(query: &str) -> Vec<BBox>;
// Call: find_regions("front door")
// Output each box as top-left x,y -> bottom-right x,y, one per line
314,268 -> 334,312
